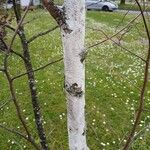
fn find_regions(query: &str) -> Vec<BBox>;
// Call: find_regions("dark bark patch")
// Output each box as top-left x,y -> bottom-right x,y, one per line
65,83 -> 83,97
43,0 -> 72,34
79,51 -> 87,63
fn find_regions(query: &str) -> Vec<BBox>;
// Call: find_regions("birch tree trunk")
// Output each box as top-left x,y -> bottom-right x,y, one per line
43,0 -> 88,149
61,1 -> 88,149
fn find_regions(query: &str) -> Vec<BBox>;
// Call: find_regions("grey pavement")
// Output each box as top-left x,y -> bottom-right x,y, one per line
116,9 -> 150,15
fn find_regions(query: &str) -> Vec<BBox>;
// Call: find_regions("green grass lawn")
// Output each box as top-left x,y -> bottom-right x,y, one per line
0,9 -> 150,150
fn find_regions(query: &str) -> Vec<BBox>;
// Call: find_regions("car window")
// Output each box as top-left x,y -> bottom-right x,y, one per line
7,0 -> 13,4
86,0 -> 101,1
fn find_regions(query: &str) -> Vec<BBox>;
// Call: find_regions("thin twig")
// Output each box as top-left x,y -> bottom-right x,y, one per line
0,68 -> 5,72
8,1 -> 31,52
11,50 -> 27,62
0,99 -> 11,110
86,13 -> 141,50
115,1 -> 137,32
0,124 -> 40,150
129,123 -> 150,147
0,124 -> 29,140
89,125 -> 102,149
12,57 -> 63,81
4,59 -> 38,149
5,24 -> 16,32
22,17 -> 37,25
87,27 -> 146,62
27,25 -> 59,43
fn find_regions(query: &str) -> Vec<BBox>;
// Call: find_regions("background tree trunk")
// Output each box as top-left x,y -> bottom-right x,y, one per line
120,0 -> 126,5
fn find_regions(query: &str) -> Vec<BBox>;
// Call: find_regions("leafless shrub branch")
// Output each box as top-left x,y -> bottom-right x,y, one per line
8,1 -> 31,53
12,57 -> 63,81
123,0 -> 150,149
87,26 -> 146,62
27,25 -> 59,43
0,124 -> 40,150
86,13 -> 141,50
0,99 -> 11,109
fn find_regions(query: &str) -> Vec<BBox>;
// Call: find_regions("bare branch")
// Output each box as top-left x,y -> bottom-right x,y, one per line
8,1 -> 31,53
0,124 -> 29,140
12,57 -> 63,81
5,24 -> 16,32
0,124 -> 40,150
112,40 -> 146,62
87,27 -> 146,62
22,17 -> 37,26
4,64 -> 34,144
0,99 -> 11,109
12,1 -> 49,149
2,9 -> 38,147
89,125 -> 102,149
115,1 -> 137,31
11,50 -> 27,62
129,123 -> 150,148
0,39 -> 27,62
86,13 -> 141,50
0,68 -> 5,72
113,72 -> 141,91
123,0 -> 150,149
0,38 -> 8,52
27,25 -> 59,43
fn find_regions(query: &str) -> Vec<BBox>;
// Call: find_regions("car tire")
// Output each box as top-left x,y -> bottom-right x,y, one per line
102,6 -> 109,11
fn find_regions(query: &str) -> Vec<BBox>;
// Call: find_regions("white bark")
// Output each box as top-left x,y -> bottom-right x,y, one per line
61,0 -> 88,150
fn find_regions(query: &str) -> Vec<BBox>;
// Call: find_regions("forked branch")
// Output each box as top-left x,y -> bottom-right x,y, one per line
123,0 -> 150,149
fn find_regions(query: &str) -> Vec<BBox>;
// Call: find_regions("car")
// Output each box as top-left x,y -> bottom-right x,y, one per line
86,0 -> 118,11
2,3 -> 13,9
2,0 -> 13,9
7,0 -> 13,3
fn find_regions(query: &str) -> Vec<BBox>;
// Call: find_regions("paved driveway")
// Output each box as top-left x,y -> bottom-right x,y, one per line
116,9 -> 150,15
